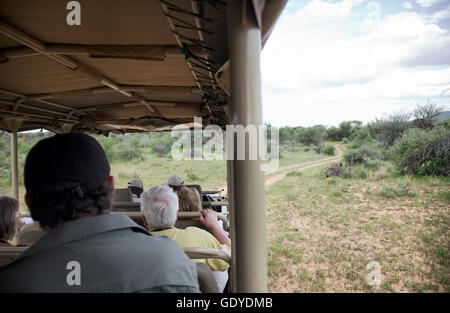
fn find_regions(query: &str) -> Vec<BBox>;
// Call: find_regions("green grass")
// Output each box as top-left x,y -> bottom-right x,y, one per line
266,165 -> 450,292
378,181 -> 417,198
277,148 -> 329,167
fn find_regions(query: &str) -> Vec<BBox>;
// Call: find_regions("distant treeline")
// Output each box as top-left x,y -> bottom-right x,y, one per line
0,102 -> 448,186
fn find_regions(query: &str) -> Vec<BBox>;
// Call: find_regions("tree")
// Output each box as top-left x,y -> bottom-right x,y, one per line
338,121 -> 353,139
412,100 -> 443,130
327,126 -> 341,141
369,112 -> 411,148
390,125 -> 449,176
302,125 -> 327,147
350,126 -> 374,145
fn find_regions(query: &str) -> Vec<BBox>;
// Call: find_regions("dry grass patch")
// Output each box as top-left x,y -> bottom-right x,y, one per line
267,167 -> 449,292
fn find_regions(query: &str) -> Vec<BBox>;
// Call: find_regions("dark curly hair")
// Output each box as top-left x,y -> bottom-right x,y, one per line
28,180 -> 114,229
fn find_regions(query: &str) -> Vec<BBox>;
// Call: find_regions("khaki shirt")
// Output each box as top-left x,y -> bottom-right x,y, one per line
0,214 -> 199,293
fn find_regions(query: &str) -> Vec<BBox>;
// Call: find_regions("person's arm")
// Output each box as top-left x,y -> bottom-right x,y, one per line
199,209 -> 231,248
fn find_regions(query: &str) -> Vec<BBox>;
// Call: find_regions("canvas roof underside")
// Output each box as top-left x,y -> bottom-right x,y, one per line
0,0 -> 286,134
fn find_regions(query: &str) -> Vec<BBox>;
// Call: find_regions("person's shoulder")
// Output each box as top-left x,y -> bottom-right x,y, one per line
184,226 -> 209,234
184,226 -> 223,246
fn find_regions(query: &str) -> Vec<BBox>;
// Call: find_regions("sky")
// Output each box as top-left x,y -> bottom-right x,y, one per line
261,0 -> 450,127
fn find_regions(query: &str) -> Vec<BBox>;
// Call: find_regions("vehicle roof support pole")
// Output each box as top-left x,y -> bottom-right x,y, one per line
11,131 -> 18,201
4,118 -> 23,201
227,0 -> 266,292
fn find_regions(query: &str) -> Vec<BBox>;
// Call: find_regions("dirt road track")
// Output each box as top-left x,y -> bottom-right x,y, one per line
264,144 -> 343,188
220,144 -> 343,196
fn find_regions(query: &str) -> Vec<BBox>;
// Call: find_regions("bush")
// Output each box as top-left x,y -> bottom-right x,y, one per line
350,165 -> 370,179
325,162 -> 350,178
378,181 -> 416,198
372,163 -> 396,180
343,144 -> 382,167
389,126 -> 449,176
322,145 -> 336,156
152,145 -> 169,156
149,133 -> 175,157
115,143 -> 143,161
313,143 -> 324,154
369,112 -> 411,148
97,137 -> 115,161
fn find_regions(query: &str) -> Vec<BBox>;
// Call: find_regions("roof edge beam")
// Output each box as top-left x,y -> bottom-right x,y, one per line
0,88 -> 86,118
0,19 -> 78,69
0,99 -> 79,121
78,99 -> 202,112
25,85 -> 201,100
1,44 -> 198,61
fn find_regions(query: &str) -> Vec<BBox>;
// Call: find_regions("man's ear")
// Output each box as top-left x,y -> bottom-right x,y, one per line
142,215 -> 149,231
106,176 -> 115,213
25,193 -> 31,208
107,176 -> 115,189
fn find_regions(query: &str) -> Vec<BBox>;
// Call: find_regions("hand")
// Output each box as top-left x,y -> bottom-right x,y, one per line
200,209 -> 231,248
200,209 -> 219,231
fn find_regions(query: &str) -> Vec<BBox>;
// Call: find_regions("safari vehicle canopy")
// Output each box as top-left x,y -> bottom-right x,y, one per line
0,0 -> 287,292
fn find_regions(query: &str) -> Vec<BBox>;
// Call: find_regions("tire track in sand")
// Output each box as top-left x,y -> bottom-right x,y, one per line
220,144 -> 344,195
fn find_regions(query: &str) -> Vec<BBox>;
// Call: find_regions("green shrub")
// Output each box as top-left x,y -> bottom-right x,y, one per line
389,126 -> 449,176
313,143 -> 323,154
152,145 -> 169,156
149,133 -> 175,157
378,181 -> 416,198
372,163 -> 396,180
114,142 -> 143,161
325,162 -> 350,178
322,145 -> 336,156
343,144 -> 383,167
378,186 -> 398,198
97,137 -> 115,161
352,166 -> 368,179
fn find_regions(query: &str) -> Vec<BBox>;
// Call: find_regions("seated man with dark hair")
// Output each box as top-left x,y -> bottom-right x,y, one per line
0,133 -> 199,293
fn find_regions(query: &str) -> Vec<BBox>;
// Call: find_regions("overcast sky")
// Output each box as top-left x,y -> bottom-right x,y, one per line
261,0 -> 450,127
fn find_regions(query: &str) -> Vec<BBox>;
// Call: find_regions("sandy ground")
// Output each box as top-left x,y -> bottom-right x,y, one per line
220,144 -> 343,195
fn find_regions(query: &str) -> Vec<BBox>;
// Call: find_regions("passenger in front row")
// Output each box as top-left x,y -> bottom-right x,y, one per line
0,197 -> 31,265
0,196 -> 19,248
0,196 -> 19,265
128,178 -> 144,202
0,133 -> 199,293
140,186 -> 231,291
177,186 -> 202,212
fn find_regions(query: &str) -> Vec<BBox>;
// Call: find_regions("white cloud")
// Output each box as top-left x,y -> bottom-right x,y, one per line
416,0 -> 445,8
261,1 -> 450,127
284,0 -> 365,25
402,1 -> 414,9
428,4 -> 450,22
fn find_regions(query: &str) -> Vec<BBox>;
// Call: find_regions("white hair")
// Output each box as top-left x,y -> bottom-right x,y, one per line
140,185 -> 179,229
